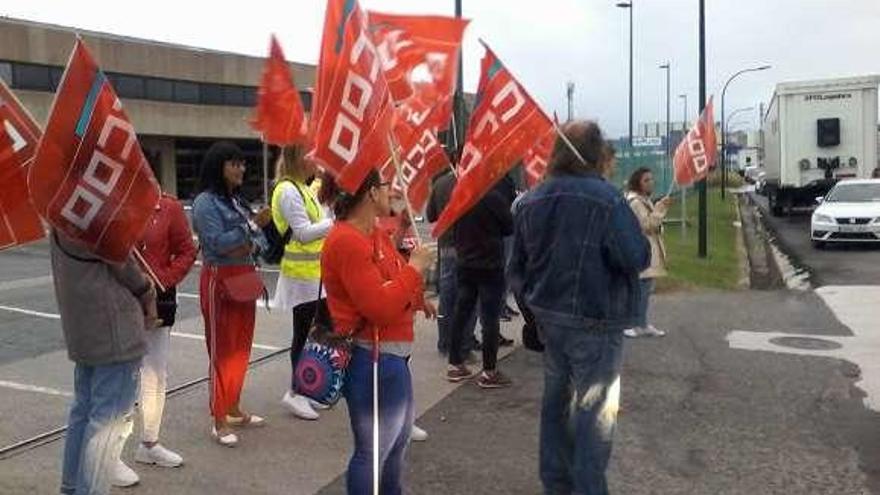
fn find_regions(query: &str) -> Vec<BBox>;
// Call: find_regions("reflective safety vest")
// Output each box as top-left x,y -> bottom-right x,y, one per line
272,180 -> 325,280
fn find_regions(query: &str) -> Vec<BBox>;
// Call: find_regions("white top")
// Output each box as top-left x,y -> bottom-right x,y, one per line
271,182 -> 334,311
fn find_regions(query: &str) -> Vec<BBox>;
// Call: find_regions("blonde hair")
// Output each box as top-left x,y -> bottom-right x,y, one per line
274,145 -> 309,182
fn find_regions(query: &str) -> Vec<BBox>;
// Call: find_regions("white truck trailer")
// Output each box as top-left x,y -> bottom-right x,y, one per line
761,75 -> 879,216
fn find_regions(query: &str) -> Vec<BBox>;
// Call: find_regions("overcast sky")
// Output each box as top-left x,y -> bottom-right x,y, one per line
3,0 -> 879,138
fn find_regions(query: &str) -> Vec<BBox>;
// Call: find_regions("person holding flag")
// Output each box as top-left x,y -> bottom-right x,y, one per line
623,167 -> 672,339
319,170 -> 435,494
109,191 -> 197,487
508,121 -> 649,495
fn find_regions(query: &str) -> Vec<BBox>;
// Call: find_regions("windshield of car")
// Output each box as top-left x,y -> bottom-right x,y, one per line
825,183 -> 880,203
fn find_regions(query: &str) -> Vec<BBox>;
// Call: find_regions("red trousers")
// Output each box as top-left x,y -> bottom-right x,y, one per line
200,265 -> 256,421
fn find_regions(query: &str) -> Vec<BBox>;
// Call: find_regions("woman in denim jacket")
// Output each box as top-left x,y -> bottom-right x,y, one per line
192,141 -> 270,447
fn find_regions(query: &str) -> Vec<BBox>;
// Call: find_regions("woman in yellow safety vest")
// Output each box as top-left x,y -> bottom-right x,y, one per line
271,146 -> 335,420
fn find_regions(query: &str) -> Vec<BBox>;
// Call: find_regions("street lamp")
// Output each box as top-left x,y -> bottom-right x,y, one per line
721,64 -> 771,198
616,1 -> 633,146
659,62 -> 670,190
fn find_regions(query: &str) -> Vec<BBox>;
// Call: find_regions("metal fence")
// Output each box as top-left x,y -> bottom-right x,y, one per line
610,139 -> 677,196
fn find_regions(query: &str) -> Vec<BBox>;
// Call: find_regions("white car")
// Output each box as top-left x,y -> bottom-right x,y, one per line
811,179 -> 880,248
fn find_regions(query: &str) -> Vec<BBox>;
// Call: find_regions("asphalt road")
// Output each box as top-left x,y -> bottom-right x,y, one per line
0,240 -> 279,366
750,193 -> 880,286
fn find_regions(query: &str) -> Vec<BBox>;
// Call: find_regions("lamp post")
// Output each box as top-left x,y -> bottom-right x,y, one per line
616,1 -> 633,146
678,93 -> 688,240
698,0 -> 707,258
659,62 -> 670,191
720,64 -> 771,198
723,106 -> 755,182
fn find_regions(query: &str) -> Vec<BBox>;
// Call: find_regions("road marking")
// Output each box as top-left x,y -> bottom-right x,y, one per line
727,285 -> 880,412
0,304 -> 60,320
0,276 -> 53,292
170,331 -> 281,351
0,380 -> 72,398
0,305 -> 281,351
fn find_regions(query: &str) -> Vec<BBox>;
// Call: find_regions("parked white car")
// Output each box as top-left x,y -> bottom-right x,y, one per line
811,179 -> 880,248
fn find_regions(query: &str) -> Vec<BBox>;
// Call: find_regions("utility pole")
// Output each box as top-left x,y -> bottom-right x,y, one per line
616,2 -> 634,146
698,0 -> 707,258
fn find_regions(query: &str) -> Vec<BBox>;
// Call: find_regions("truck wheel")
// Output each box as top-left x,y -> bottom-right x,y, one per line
769,192 -> 782,216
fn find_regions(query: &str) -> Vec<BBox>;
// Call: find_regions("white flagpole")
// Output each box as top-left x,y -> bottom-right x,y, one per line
552,123 -> 587,166
372,329 -> 380,495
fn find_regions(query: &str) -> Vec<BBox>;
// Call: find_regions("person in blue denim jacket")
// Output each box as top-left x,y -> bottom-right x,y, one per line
191,141 -> 271,447
508,121 -> 650,495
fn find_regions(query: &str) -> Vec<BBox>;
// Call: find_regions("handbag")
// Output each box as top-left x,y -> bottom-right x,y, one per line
219,270 -> 266,303
156,287 -> 178,327
293,282 -> 359,407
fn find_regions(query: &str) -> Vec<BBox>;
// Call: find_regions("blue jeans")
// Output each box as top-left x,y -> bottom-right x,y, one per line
61,359 -> 141,495
539,324 -> 624,495
635,278 -> 655,328
343,347 -> 414,495
437,248 -> 477,354
449,267 -> 505,370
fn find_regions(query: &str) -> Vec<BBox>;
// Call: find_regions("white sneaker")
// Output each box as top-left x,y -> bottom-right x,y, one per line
135,443 -> 183,468
623,327 -> 644,338
111,460 -> 140,487
309,398 -> 331,411
411,424 -> 428,442
281,391 -> 319,420
210,426 -> 238,447
644,325 -> 667,337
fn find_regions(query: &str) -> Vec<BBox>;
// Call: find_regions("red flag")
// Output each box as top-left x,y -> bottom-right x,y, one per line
0,80 -> 44,250
674,97 -> 718,187
310,0 -> 395,194
432,43 -> 552,238
251,35 -> 308,146
367,12 -> 469,130
380,106 -> 451,212
28,39 -> 161,263
522,112 -> 558,189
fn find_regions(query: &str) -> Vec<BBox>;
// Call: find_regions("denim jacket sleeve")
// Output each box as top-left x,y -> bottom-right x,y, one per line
193,194 -> 249,255
603,197 -> 651,275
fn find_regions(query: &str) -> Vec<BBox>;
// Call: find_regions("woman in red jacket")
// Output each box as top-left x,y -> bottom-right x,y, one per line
320,169 -> 435,495
114,193 -> 197,487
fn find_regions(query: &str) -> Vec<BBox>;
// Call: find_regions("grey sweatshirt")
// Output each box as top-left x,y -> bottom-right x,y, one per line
50,232 -> 149,366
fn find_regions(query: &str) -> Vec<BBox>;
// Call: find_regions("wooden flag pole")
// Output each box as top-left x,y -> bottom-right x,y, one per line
132,248 -> 166,293
386,133 -> 423,247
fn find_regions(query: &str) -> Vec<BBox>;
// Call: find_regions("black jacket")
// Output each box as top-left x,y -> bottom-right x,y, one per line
426,170 -> 456,249
452,182 -> 514,270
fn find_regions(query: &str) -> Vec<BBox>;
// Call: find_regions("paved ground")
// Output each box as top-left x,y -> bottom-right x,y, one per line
750,193 -> 880,287
3,223 -> 880,493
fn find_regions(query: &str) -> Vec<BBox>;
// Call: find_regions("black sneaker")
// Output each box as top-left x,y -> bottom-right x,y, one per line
477,370 -> 512,389
446,365 -> 476,383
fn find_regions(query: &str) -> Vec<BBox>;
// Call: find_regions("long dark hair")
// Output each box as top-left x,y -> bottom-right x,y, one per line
319,169 -> 382,220
198,141 -> 245,197
627,167 -> 653,194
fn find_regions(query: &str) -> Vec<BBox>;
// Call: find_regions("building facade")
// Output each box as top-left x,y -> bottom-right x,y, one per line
1,17 -> 316,202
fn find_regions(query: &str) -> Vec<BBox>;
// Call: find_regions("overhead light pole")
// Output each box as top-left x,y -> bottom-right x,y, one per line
720,64 -> 771,198
616,1 -> 633,146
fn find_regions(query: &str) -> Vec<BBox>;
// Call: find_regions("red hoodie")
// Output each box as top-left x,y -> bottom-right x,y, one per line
321,221 -> 424,343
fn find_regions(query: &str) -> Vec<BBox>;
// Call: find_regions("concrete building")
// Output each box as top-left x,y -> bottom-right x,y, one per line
1,16 -> 317,201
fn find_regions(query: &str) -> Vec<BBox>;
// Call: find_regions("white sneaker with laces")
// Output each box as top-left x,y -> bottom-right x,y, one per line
111,460 -> 140,487
644,325 -> 667,337
411,424 -> 428,442
623,327 -> 643,338
135,443 -> 183,468
282,390 -> 319,420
